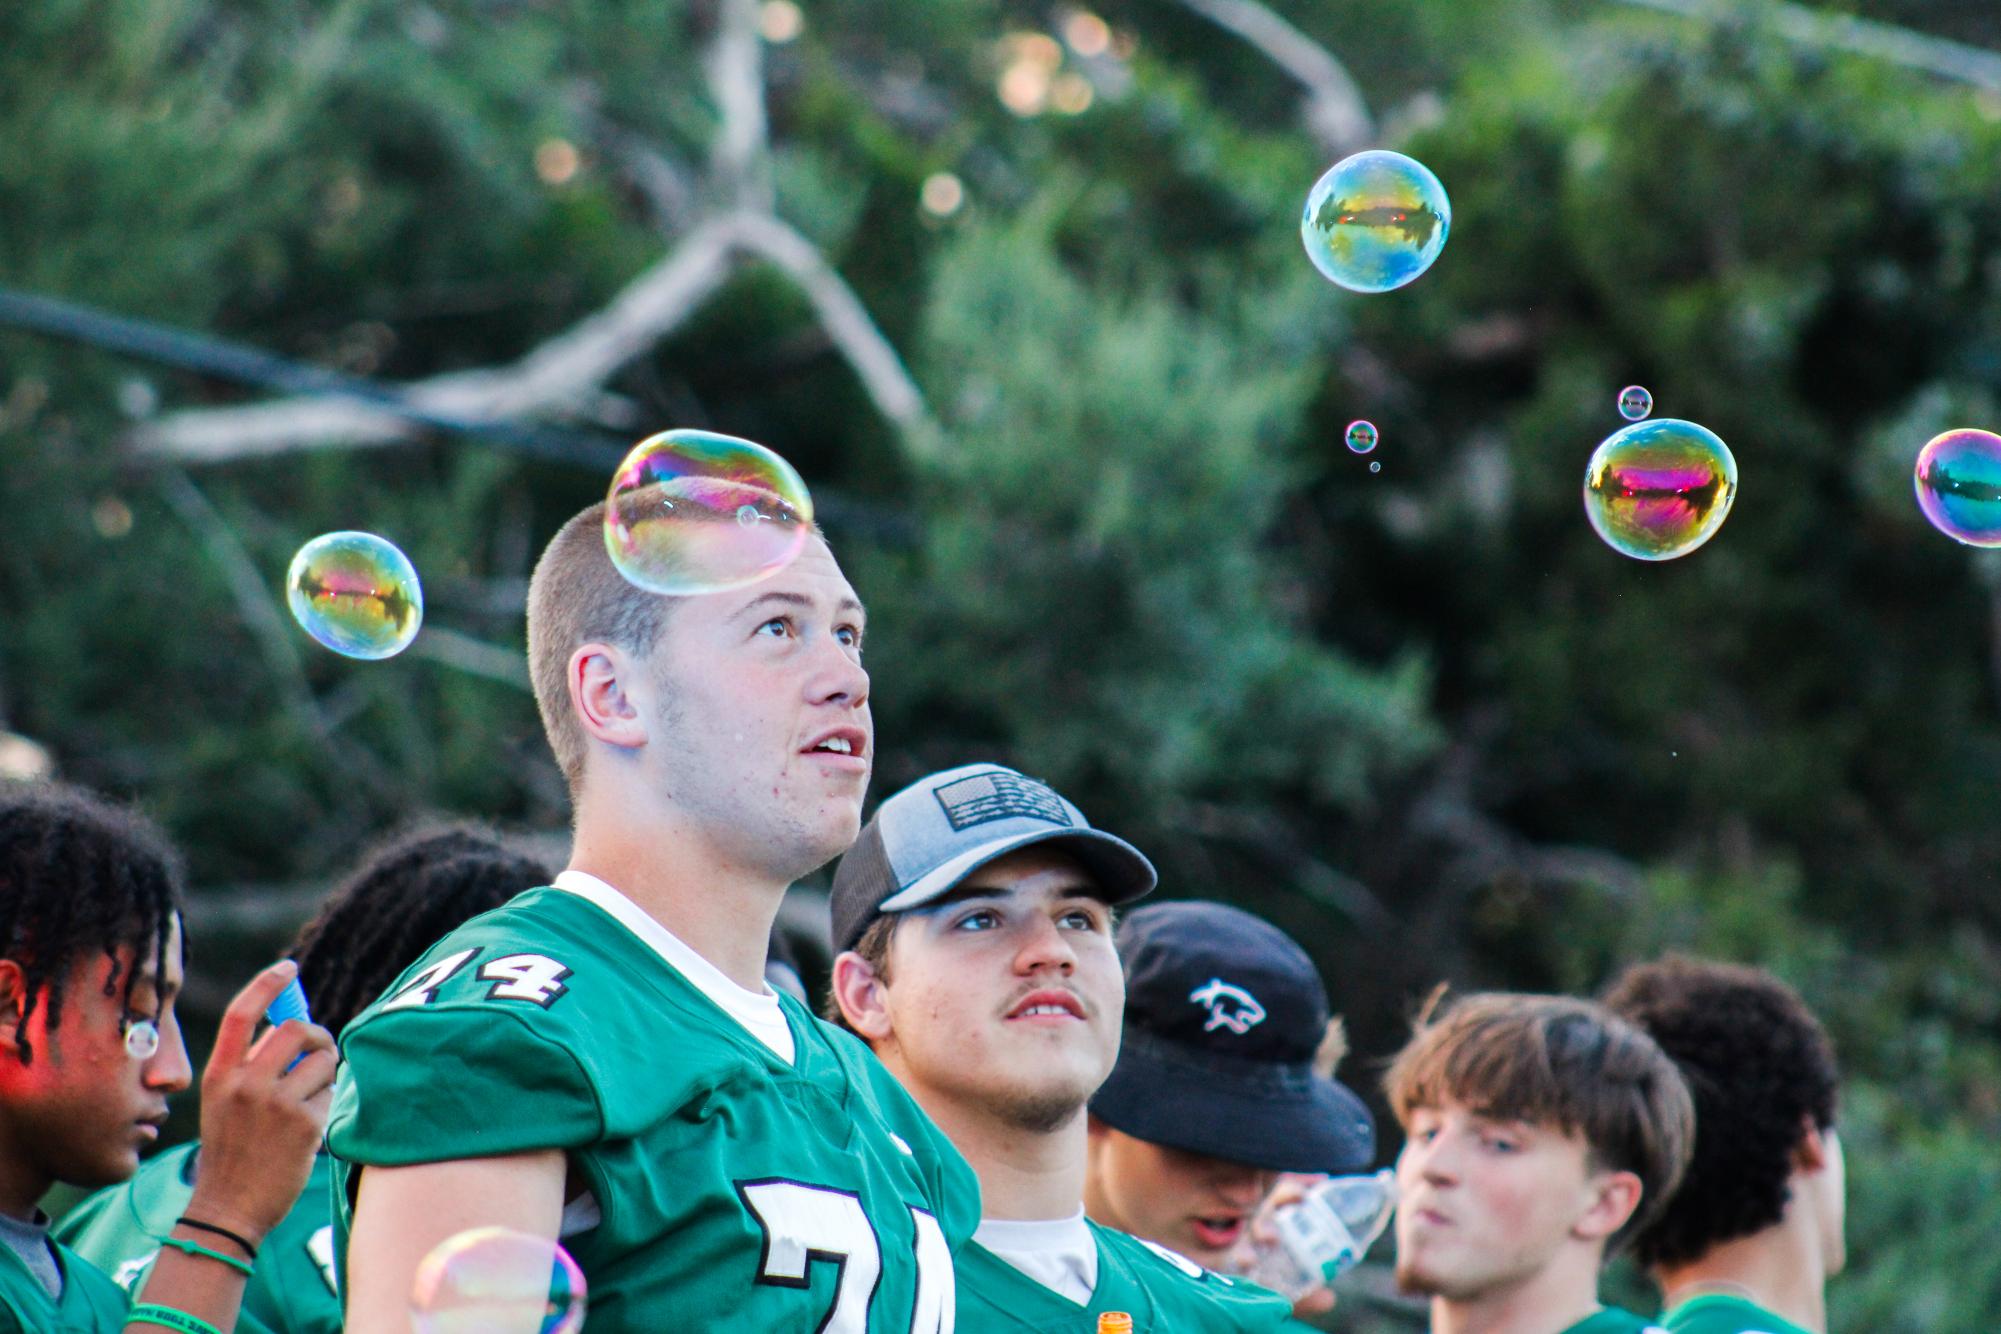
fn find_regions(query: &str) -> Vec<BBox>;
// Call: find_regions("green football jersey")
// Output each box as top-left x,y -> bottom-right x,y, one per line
328,884 -> 981,1333
1564,1309 -> 1668,1334
956,1219 -> 1308,1333
1662,1294 -> 1813,1334
0,1229 -> 129,1333
54,1143 -> 341,1333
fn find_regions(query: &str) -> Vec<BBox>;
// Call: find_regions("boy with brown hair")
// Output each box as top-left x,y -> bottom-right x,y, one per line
1602,957 -> 1844,1334
1384,992 -> 1696,1334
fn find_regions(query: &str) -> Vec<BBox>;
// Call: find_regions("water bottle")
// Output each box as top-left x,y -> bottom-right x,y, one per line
1239,1169 -> 1397,1302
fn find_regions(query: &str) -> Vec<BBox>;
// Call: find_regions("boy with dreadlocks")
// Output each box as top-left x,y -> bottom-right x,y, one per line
57,823 -> 551,1333
0,782 -> 335,1334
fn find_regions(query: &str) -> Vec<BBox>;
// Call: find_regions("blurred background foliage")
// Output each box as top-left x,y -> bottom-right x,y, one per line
3,0 -> 1999,1326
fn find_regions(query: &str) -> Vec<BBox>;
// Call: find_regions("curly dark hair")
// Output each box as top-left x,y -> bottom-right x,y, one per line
286,823 -> 552,1036
1601,955 -> 1839,1270
0,782 -> 183,1065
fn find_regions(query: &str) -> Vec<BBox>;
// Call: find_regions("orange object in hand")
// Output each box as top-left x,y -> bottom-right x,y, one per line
1097,1315 -> 1134,1334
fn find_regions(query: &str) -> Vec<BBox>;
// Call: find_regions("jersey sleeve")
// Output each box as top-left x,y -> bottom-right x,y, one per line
328,1002 -> 602,1166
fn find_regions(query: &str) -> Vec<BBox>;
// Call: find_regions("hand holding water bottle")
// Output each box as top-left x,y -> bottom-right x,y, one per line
1237,1168 -> 1398,1307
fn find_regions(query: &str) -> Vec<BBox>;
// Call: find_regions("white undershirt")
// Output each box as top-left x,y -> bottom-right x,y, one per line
551,869 -> 795,1064
974,1211 -> 1099,1305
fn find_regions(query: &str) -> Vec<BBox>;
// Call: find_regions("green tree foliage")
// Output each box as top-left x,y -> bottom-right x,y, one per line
3,0 -> 2000,1323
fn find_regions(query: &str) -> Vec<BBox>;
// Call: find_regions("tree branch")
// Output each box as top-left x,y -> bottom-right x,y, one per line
1170,0 -> 1375,153
734,212 -> 942,461
1614,0 -> 2001,90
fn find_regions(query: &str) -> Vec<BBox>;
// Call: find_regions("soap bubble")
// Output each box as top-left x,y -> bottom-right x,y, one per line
1617,385 -> 1653,421
410,1228 -> 586,1334
1583,419 -> 1738,561
1345,420 -> 1379,455
1301,151 -> 1451,294
285,532 -> 423,660
605,429 -> 814,595
1368,461 -> 1382,474
1914,428 -> 2001,547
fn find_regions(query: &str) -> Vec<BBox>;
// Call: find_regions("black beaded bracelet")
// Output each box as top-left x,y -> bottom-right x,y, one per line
175,1216 -> 259,1262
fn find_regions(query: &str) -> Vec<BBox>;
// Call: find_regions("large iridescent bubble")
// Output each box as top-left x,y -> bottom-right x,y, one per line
1583,419 -> 1738,561
410,1228 -> 586,1334
284,532 -> 423,660
1301,151 -> 1451,294
1914,428 -> 2001,547
604,429 -> 814,595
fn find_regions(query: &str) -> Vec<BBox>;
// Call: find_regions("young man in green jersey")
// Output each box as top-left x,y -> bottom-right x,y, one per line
0,782 -> 335,1334
1603,958 -> 1844,1334
1081,899 -> 1377,1313
829,762 -> 1308,1333
330,508 -> 979,1332
58,823 -> 550,1332
1384,992 -> 1695,1334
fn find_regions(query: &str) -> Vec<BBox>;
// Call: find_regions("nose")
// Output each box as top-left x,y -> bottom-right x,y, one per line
1013,912 -> 1079,977
1213,1165 -> 1273,1208
1401,1132 -> 1461,1188
807,634 -> 870,712
144,1012 -> 194,1094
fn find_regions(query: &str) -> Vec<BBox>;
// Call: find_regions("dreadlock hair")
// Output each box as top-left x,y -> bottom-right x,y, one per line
0,782 -> 183,1066
286,822 -> 553,1036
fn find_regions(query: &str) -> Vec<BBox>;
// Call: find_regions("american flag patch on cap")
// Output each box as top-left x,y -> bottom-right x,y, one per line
933,770 -> 1072,831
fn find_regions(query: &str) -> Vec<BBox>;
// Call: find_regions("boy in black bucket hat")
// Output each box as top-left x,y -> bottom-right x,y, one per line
1084,901 -> 1377,1276
828,763 -> 1309,1332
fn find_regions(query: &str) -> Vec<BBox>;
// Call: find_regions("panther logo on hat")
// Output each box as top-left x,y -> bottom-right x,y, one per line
1189,977 -> 1266,1035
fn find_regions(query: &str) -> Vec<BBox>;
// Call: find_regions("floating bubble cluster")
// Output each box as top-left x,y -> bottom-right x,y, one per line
604,429 -> 814,595
1583,419 -> 1738,561
285,532 -> 423,660
1301,151 -> 1451,294
410,1228 -> 586,1334
1914,428 -> 2001,548
1345,420 -> 1379,454
1618,385 -> 1653,421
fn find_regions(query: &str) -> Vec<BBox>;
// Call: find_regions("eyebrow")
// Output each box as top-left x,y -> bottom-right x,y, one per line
922,883 -> 1106,912
735,590 -> 867,621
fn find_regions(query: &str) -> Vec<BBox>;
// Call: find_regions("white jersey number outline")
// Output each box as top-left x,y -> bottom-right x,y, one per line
736,1179 -> 954,1334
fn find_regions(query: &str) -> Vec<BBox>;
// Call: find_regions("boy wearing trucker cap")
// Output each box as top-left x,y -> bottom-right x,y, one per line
1083,900 -> 1378,1277
828,763 -> 1309,1332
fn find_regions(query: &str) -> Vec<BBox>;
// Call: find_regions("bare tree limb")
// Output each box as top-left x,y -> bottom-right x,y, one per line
1615,0 -> 2001,90
129,218 -> 743,461
1170,0 -> 1375,154
706,0 -> 774,210
734,212 -> 942,462
406,626 -> 533,690
125,0 -> 944,470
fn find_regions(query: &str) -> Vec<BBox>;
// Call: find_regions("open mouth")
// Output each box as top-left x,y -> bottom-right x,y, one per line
1190,1216 -> 1246,1251
801,727 -> 867,761
1004,990 -> 1085,1022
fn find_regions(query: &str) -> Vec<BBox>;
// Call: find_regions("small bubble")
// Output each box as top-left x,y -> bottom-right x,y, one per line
604,429 -> 814,595
1617,385 -> 1653,421
1914,427 -> 2001,547
1583,418 -> 1738,561
411,1228 -> 585,1334
1345,420 -> 1378,455
1369,461 -> 1381,473
1302,151 -> 1451,294
286,532 -> 424,659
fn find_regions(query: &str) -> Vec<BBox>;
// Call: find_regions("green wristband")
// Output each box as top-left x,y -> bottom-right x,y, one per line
127,1305 -> 224,1334
156,1233 -> 256,1278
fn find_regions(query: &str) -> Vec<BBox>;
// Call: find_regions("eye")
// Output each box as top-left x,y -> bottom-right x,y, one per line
1059,906 -> 1104,931
953,908 -> 1001,932
836,624 -> 864,652
756,617 -> 794,639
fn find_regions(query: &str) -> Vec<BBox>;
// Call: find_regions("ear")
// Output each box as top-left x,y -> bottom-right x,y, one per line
829,951 -> 896,1043
1573,1168 -> 1644,1244
0,959 -> 26,1057
1794,1116 -> 1830,1172
569,642 -> 651,753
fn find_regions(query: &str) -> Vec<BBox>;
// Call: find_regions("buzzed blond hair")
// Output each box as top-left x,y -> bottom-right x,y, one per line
525,502 -> 674,795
